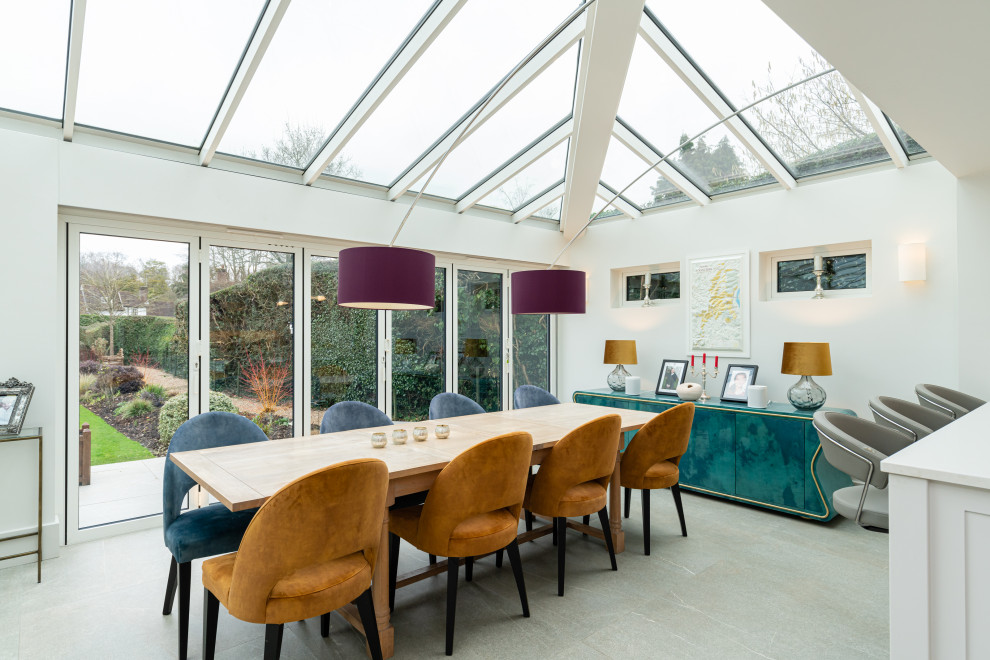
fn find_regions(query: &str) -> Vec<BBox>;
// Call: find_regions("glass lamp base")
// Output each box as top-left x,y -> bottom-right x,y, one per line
787,375 -> 826,410
607,364 -> 631,391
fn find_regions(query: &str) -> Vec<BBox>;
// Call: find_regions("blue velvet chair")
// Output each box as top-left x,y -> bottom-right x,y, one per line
320,401 -> 393,434
429,392 -> 485,419
162,411 -> 268,660
513,385 -> 560,409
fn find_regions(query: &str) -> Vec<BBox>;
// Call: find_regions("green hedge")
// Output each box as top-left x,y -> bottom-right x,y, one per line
80,315 -> 179,366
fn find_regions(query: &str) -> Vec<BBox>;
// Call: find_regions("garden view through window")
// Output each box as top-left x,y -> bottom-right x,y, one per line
392,268 -> 446,422
777,254 -> 867,292
457,270 -> 503,412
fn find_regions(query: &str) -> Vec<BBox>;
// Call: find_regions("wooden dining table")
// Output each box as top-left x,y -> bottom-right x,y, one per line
170,402 -> 658,658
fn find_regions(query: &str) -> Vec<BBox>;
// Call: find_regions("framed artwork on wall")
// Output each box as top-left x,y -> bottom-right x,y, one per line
686,251 -> 750,358
720,364 -> 758,403
656,359 -> 689,395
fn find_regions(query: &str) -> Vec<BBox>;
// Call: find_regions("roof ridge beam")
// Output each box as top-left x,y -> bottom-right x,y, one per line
454,118 -> 573,213
638,12 -> 797,189
846,79 -> 908,168
303,0 -> 468,185
612,119 -> 710,206
199,0 -> 293,166
597,183 -> 641,219
559,0 -> 644,239
512,181 -> 565,223
386,15 -> 585,201
62,0 -> 88,141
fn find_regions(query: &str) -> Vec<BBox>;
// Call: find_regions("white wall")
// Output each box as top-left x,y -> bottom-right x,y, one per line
957,170 -> 990,398
558,161 -> 959,418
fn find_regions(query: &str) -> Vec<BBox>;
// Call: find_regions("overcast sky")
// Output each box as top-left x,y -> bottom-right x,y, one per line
1,0 -> 836,208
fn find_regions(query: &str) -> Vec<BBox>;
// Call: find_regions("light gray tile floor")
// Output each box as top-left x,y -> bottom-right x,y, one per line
0,491 -> 888,659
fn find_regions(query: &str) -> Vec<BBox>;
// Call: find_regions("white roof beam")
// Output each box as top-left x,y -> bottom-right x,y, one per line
846,79 -> 908,169
455,118 -> 572,213
560,0 -> 644,239
62,0 -> 87,141
612,119 -> 710,206
638,13 -> 797,190
512,182 -> 565,223
303,0 -> 467,185
199,0 -> 292,166
597,184 -> 641,219
387,16 -> 585,201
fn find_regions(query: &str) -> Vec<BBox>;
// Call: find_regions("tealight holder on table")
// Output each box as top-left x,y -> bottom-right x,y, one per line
434,424 -> 450,439
392,429 -> 408,445
371,432 -> 387,449
413,427 -> 428,442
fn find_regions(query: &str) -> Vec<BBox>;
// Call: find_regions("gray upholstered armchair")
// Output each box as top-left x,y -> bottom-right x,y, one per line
868,396 -> 953,442
916,384 -> 986,418
812,411 -> 914,531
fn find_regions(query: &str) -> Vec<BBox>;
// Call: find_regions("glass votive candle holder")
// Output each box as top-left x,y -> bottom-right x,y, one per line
392,429 -> 408,445
413,427 -> 428,442
434,424 -> 450,439
371,432 -> 387,449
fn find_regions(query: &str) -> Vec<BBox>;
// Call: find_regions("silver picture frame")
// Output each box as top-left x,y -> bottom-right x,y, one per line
0,378 -> 35,435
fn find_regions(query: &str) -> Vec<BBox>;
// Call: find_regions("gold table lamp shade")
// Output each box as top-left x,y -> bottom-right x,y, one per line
781,342 -> 832,376
604,340 -> 637,365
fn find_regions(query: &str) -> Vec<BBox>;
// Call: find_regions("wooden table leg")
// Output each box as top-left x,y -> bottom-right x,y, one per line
374,498 -> 395,658
609,451 -> 626,553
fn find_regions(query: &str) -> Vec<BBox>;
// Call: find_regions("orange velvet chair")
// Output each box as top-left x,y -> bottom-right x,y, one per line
200,458 -> 388,660
524,414 -> 622,596
388,432 -> 533,656
621,402 -> 694,555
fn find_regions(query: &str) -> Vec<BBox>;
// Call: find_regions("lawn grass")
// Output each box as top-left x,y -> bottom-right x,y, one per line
80,406 -> 153,465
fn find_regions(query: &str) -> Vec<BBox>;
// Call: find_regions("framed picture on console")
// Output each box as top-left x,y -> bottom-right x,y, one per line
0,378 -> 34,435
656,359 -> 689,395
720,364 -> 758,403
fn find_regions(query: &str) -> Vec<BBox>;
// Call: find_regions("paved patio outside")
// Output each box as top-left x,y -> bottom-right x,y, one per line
79,458 -> 166,528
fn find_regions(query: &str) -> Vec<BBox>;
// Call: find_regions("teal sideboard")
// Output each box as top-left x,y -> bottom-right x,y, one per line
573,388 -> 855,521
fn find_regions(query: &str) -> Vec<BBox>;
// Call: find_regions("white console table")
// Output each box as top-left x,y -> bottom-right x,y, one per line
883,404 -> 990,659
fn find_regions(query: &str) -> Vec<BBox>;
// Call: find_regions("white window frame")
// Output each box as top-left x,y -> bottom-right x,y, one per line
766,242 -> 872,301
617,262 -> 681,308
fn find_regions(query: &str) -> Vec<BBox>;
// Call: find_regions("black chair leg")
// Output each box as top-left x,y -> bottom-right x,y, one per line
389,533 -> 400,611
624,487 -> 631,519
598,506 -> 618,571
263,623 -> 284,660
163,556 -> 178,615
642,489 -> 651,556
203,588 -> 219,660
429,554 -> 437,565
320,613 -> 330,638
465,557 -> 474,582
671,483 -> 687,537
445,557 -> 459,656
354,587 -> 384,660
495,549 -> 503,568
556,516 -> 566,596
582,514 -> 590,537
505,540 -> 530,617
552,516 -> 558,546
524,509 -> 533,532
178,560 -> 191,660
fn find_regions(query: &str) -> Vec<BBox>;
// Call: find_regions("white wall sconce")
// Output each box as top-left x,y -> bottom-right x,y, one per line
898,243 -> 927,282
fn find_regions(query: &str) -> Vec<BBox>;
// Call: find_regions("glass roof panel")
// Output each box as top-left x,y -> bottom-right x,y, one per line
888,117 -> 926,156
618,37 -> 775,196
592,195 -> 624,220
425,43 -> 579,200
648,0 -> 889,178
340,0 -> 578,186
0,0 -> 70,119
477,140 -> 568,212
75,0 -> 266,146
218,0 -> 433,170
532,199 -> 561,221
601,136 -> 688,209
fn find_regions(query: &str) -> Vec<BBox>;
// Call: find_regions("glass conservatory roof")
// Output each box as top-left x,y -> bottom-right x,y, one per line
0,0 -> 928,226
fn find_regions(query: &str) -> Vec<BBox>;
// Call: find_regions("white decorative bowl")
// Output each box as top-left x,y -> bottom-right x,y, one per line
676,382 -> 702,401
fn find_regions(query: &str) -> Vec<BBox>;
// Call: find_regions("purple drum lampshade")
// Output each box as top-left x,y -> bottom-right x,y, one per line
511,269 -> 586,314
337,246 -> 436,310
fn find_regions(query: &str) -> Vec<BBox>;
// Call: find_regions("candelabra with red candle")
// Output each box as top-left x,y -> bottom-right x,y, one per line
690,353 -> 718,401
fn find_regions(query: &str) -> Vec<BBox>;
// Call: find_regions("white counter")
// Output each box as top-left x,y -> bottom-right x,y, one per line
882,403 -> 990,659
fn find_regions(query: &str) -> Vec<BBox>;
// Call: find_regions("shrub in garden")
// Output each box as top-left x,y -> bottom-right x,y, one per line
157,392 -> 238,450
241,355 -> 290,412
115,399 -> 154,419
79,373 -> 97,394
96,365 -> 144,395
139,383 -> 167,407
80,360 -> 102,374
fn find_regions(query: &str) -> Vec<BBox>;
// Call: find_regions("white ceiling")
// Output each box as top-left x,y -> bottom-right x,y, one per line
763,0 -> 990,178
